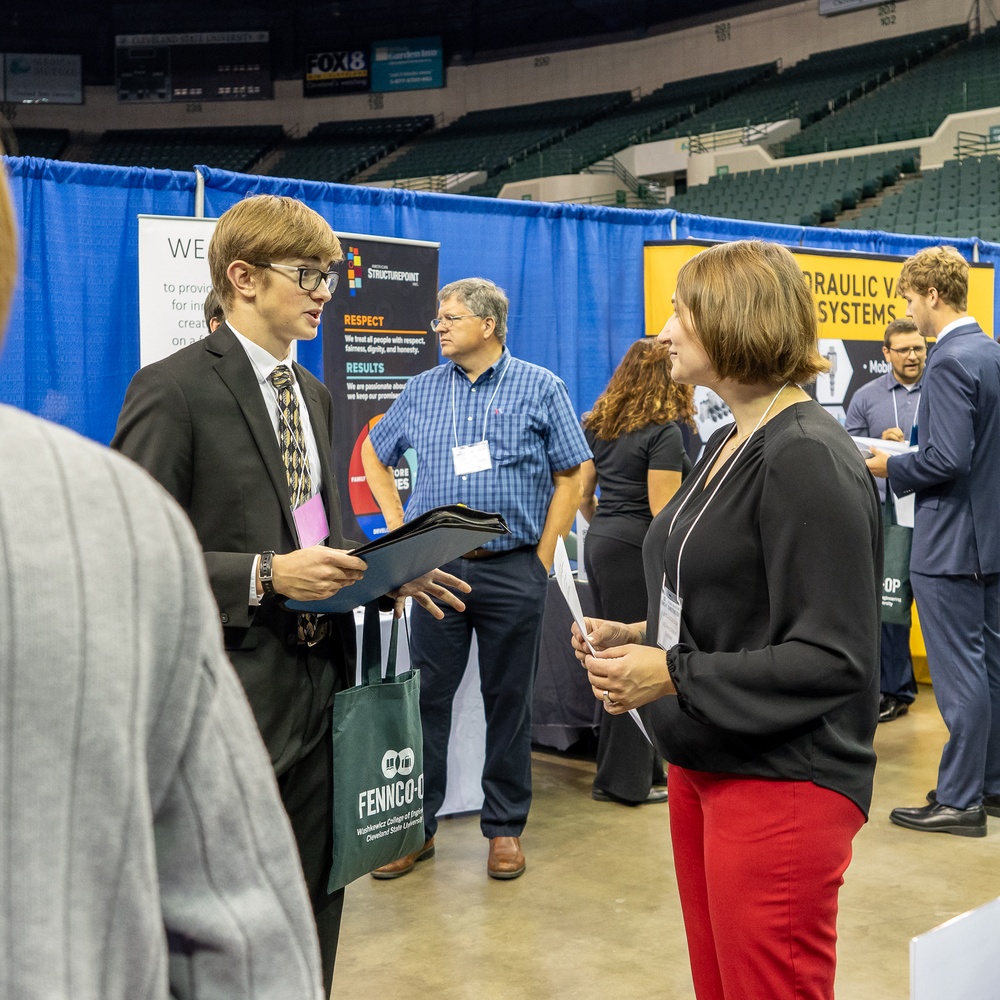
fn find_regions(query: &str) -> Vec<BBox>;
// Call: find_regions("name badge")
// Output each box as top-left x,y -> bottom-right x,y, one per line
293,492 -> 330,548
453,439 -> 493,475
657,576 -> 683,651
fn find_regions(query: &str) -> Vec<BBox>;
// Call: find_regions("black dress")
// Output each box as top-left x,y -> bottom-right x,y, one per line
585,422 -> 691,803
643,401 -> 881,815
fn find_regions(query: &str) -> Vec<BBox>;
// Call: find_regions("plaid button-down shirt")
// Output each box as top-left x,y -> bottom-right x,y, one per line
368,347 -> 592,550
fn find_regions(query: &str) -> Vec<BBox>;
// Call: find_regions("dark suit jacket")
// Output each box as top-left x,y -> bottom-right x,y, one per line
888,320 -> 1000,576
112,323 -> 358,773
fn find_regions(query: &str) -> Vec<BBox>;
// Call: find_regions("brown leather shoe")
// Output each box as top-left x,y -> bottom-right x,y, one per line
487,836 -> 525,880
370,837 -> 435,879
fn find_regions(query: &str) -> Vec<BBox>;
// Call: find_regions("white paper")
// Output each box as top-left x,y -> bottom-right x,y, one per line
893,490 -> 915,528
850,435 -> 917,457
553,536 -> 652,746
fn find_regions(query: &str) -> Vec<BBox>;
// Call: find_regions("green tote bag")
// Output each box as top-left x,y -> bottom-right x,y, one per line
328,601 -> 425,892
881,491 -> 914,627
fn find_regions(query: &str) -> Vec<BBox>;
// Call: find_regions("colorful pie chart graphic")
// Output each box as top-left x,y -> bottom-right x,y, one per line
348,415 -> 417,540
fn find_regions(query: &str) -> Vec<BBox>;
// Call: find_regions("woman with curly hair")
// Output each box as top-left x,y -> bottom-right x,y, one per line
580,338 -> 695,805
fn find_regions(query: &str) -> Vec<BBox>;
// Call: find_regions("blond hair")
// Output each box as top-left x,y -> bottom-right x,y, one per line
0,161 -> 17,335
209,195 -> 343,309
897,245 -> 969,312
675,240 -> 828,386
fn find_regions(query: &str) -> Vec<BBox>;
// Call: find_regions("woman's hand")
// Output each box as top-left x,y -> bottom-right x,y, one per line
570,617 -> 643,662
584,642 -> 675,714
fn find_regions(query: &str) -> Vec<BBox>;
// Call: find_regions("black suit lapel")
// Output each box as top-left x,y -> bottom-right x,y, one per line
210,325 -> 300,543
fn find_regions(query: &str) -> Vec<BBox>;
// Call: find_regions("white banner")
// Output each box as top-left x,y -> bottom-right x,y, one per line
138,215 -> 218,368
4,53 -> 82,104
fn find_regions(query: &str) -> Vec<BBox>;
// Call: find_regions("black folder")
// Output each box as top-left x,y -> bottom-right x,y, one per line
284,504 -> 511,614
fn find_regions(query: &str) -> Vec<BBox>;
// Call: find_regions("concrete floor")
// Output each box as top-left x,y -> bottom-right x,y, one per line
335,684 -> 1000,999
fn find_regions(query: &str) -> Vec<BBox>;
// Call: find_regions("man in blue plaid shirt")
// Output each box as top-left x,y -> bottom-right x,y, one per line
362,277 -> 591,880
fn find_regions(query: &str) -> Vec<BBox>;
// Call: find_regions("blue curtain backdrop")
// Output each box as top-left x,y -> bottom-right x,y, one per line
3,155 -> 999,445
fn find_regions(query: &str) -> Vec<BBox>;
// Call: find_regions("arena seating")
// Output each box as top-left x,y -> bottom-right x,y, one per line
843,154 -> 1000,242
465,65 -> 775,198
365,92 -> 630,182
669,148 -> 920,227
261,116 -> 434,183
781,24 -> 995,156
10,128 -> 70,160
84,125 -> 284,172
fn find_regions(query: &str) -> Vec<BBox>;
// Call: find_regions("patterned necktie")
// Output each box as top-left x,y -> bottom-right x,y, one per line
270,364 -> 319,642
270,365 -> 312,503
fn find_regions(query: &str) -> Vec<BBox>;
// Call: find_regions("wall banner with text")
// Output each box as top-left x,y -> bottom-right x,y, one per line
323,234 -> 440,543
644,240 -> 995,426
138,215 -> 218,368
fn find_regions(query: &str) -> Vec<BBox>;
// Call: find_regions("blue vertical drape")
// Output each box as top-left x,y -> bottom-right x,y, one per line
2,156 -> 997,445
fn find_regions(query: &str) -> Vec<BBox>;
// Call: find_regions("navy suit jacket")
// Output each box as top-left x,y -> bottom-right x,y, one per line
888,320 -> 1000,576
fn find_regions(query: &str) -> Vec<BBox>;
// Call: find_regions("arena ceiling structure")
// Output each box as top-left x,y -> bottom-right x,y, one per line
4,0 -> 792,84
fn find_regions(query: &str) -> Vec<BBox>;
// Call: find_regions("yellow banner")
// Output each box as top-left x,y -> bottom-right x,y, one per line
643,240 -> 994,341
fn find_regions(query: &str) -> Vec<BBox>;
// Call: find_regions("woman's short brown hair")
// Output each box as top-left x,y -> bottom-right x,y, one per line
674,240 -> 828,386
897,244 -> 968,312
209,195 -> 343,309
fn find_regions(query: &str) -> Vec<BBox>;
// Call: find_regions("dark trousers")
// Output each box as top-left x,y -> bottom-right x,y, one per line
880,622 -> 916,702
277,711 -> 342,996
585,531 -> 663,801
409,548 -> 550,839
911,571 -> 1000,809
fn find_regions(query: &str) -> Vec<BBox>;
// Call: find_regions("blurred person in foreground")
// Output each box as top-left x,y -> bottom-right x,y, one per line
0,161 -> 324,997
573,240 -> 881,1000
579,338 -> 694,805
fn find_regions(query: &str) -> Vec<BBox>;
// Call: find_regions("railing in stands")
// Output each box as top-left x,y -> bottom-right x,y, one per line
955,130 -> 1000,160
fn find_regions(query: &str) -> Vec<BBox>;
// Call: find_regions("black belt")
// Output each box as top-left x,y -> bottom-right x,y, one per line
461,544 -> 533,561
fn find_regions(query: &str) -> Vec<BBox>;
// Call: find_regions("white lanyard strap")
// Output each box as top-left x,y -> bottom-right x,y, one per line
451,358 -> 510,448
669,384 -> 788,600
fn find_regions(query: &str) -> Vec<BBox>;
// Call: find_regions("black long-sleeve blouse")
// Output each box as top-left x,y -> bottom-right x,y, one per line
642,401 -> 882,816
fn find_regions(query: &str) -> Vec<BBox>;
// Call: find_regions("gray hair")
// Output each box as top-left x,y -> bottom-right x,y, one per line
203,287 -> 224,331
439,277 -> 508,345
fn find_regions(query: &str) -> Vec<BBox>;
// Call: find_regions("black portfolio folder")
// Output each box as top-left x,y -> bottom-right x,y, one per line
284,505 -> 511,614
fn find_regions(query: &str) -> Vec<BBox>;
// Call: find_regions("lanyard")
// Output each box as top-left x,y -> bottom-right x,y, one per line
891,385 -> 919,438
451,357 -> 510,449
666,383 -> 788,600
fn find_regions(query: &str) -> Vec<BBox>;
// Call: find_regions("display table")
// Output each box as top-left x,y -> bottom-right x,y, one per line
353,577 -> 600,816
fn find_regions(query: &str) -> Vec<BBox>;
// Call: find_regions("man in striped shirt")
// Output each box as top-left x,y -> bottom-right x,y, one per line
362,277 -> 591,880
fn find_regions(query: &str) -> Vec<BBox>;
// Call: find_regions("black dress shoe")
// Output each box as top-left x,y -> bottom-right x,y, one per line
927,788 -> 1000,818
592,787 -> 668,805
890,802 -> 987,837
878,694 -> 911,723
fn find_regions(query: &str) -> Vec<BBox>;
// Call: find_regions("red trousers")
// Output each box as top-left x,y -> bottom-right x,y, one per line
668,766 -> 865,1000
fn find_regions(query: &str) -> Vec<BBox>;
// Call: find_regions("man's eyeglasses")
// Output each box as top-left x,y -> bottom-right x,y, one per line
887,345 -> 927,357
254,262 -> 340,292
430,313 -> 483,331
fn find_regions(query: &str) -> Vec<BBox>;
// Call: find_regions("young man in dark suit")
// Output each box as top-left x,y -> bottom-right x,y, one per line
113,194 -> 467,989
868,245 -> 1000,837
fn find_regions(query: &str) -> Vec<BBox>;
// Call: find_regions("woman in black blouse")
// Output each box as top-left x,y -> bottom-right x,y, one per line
572,240 -> 881,1000
580,339 -> 694,805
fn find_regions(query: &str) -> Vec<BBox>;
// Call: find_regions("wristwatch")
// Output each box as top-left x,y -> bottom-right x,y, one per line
259,550 -> 277,599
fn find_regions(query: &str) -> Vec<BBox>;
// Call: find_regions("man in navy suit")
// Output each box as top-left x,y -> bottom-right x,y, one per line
868,245 -> 1000,837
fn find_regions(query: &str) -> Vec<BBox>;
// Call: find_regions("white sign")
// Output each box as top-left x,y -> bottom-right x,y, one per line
138,215 -> 218,368
911,896 -> 1000,1000
4,53 -> 82,104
